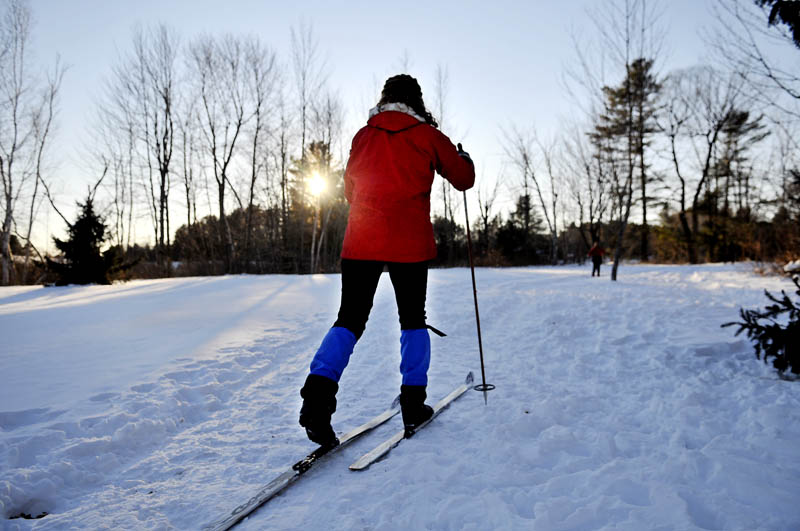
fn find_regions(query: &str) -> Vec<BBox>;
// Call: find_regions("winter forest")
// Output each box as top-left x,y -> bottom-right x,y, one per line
1,0 -> 799,286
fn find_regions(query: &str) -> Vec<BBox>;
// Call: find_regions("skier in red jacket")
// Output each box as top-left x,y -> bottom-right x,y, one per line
588,241 -> 605,277
299,74 -> 475,447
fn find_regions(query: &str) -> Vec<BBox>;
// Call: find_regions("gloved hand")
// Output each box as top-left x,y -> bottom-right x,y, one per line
457,143 -> 473,164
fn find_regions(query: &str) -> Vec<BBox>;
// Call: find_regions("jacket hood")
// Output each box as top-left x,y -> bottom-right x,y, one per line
367,103 -> 426,132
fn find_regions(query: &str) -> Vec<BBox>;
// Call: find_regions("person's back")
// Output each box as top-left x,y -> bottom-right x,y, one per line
588,241 -> 605,277
342,103 -> 473,262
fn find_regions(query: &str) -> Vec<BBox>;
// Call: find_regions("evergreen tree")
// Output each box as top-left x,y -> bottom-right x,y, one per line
717,110 -> 769,218
723,277 -> 800,377
496,194 -> 546,264
756,0 -> 800,48
432,215 -> 465,266
595,57 -> 661,264
48,197 -> 123,285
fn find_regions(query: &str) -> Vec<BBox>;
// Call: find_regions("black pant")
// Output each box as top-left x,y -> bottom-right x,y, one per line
333,259 -> 428,339
592,257 -> 602,276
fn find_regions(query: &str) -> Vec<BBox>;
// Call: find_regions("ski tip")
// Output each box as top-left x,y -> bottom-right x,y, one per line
466,371 -> 474,385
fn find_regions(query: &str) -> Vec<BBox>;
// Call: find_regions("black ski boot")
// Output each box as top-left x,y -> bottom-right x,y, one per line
299,374 -> 339,447
400,385 -> 434,437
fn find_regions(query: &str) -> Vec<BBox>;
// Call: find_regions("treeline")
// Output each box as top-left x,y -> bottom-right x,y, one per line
2,0 -> 799,286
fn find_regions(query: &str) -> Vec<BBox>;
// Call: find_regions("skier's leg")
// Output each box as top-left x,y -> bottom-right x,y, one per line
309,259 -> 383,381
300,259 -> 383,445
388,261 -> 433,431
388,261 -> 429,384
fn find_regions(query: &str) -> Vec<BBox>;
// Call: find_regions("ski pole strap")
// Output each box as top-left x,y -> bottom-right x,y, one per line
426,324 -> 447,337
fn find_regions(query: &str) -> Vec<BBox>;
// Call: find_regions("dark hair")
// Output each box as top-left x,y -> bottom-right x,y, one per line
377,74 -> 438,128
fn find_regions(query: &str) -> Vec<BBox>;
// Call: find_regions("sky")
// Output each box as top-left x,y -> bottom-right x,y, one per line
25,0 -> 738,250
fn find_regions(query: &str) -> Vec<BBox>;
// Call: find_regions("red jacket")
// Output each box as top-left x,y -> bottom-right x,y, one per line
588,244 -> 605,257
341,108 -> 475,262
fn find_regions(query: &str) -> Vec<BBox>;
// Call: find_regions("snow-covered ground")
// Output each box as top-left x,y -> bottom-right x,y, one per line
1,264 -> 798,530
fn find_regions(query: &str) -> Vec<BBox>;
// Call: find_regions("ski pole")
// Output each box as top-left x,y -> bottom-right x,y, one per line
462,189 -> 495,405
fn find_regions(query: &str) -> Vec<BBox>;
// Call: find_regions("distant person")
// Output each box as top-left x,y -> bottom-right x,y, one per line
298,74 -> 475,447
588,241 -> 605,277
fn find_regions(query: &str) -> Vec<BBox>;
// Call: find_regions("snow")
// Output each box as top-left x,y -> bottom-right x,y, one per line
1,264 -> 799,530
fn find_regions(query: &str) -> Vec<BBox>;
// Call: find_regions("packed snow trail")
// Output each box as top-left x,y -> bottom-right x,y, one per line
1,264 -> 799,530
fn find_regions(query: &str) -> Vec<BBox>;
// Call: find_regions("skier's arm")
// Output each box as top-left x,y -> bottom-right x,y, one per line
432,131 -> 475,191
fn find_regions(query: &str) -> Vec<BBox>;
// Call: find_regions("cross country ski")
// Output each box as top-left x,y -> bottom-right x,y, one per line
204,398 -> 400,531
349,372 -> 474,471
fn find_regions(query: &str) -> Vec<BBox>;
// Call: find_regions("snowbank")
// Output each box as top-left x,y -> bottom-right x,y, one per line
783,259 -> 800,274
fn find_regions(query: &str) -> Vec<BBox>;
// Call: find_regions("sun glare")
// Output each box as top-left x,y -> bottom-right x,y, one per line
308,172 -> 326,197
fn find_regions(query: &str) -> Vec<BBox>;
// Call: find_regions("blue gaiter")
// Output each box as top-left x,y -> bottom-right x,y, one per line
399,328 -> 431,386
309,327 -> 357,382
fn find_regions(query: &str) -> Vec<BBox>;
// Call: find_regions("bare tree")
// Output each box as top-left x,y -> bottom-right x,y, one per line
309,91 -> 343,273
19,61 -> 63,283
588,0 -> 665,280
501,126 -> 536,236
100,24 -> 179,272
243,37 -> 277,272
502,126 -> 563,263
274,87 -> 293,263
290,20 -> 326,160
290,21 -> 326,271
712,0 -> 800,119
177,97 -> 199,231
562,123 -> 610,250
0,0 -> 63,285
143,26 -> 178,270
503,125 -> 564,263
475,175 -> 500,255
188,33 -> 251,273
93,97 -> 136,250
683,66 -> 747,262
536,135 -> 562,264
657,69 -> 696,261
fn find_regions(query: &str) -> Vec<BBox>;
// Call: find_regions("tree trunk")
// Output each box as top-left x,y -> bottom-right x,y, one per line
678,210 -> 697,264
2,185 -> 13,285
159,171 -> 169,275
315,203 -> 334,272
309,202 -> 318,274
640,147 -> 648,261
1,221 -> 12,286
611,214 -> 629,281
218,182 -> 234,273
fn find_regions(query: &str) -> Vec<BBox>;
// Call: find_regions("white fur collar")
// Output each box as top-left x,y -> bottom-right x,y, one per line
368,102 -> 426,122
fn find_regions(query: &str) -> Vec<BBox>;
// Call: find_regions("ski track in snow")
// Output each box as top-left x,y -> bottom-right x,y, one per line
1,264 -> 799,530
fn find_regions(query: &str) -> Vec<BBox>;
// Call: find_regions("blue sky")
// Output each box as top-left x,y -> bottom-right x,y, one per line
28,0 -> 731,246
